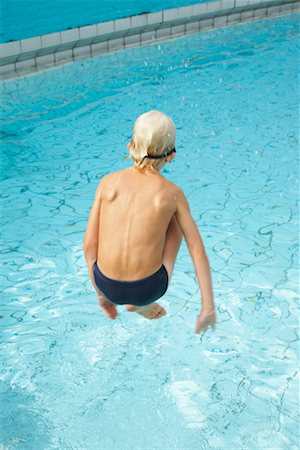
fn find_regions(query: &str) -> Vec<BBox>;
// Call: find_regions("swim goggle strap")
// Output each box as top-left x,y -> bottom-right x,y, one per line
144,147 -> 176,159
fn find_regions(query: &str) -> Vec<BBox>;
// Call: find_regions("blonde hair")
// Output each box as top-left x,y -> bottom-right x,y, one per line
125,110 -> 176,172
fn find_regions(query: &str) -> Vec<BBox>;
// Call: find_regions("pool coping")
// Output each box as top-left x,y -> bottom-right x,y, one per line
0,0 -> 299,80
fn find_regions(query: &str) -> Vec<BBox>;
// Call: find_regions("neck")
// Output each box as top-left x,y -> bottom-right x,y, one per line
131,166 -> 161,175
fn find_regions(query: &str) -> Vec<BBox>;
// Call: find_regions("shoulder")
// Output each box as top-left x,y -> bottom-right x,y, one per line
161,180 -> 190,213
94,173 -> 111,197
96,173 -> 109,188
161,177 -> 183,197
96,169 -> 121,188
94,169 -> 124,198
157,178 -> 184,214
101,168 -> 128,182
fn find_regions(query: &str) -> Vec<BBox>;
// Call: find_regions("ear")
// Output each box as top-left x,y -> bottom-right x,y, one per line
167,152 -> 175,163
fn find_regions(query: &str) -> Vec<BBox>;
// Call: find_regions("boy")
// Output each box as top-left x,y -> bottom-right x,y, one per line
83,110 -> 216,334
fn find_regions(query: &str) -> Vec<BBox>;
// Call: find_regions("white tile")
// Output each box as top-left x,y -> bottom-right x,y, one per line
60,28 -> 79,43
0,63 -> 15,76
192,3 -> 208,16
186,21 -> 200,32
0,41 -> 21,58
220,0 -> 235,10
91,41 -> 108,55
73,45 -> 92,58
20,36 -> 41,52
267,5 -> 281,15
279,4 -> 293,13
1,72 -> 18,80
41,32 -> 61,48
156,27 -> 172,39
15,67 -> 36,76
214,15 -> 228,27
108,37 -> 124,51
236,0 -> 249,6
163,8 -> 178,21
241,10 -> 255,20
200,18 -> 214,29
124,34 -> 140,46
147,11 -> 163,25
254,8 -> 267,18
97,21 -> 114,35
131,14 -> 147,28
54,49 -> 73,62
79,24 -> 97,39
227,12 -> 241,23
15,58 -> 36,71
206,1 -> 222,13
171,24 -> 185,34
114,17 -> 130,32
177,5 -> 194,19
293,3 -> 300,12
141,31 -> 156,43
35,53 -> 55,67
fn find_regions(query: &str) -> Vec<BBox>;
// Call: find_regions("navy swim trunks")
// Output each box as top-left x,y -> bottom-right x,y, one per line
93,261 -> 169,307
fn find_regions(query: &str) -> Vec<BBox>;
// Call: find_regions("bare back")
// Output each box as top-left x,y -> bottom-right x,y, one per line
97,167 -> 178,280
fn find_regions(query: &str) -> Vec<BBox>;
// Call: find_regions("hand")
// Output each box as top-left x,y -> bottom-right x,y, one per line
195,309 -> 216,334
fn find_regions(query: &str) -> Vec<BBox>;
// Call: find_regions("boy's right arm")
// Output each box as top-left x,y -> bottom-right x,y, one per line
174,188 -> 216,334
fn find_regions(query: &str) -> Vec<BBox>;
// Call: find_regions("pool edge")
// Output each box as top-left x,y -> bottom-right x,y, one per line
0,0 -> 299,81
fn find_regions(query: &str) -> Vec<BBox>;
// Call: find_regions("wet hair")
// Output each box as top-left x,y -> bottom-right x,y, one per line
125,110 -> 176,172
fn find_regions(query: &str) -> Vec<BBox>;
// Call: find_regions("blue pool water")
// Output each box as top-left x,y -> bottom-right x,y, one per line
0,0 -> 214,43
1,13 -> 299,450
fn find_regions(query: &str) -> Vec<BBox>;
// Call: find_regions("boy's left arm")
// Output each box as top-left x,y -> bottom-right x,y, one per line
83,179 -> 105,296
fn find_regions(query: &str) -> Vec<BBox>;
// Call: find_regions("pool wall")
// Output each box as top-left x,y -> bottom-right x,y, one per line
0,0 -> 299,80
1,0 -> 217,43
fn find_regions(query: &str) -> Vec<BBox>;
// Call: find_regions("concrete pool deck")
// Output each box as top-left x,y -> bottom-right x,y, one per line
0,0 -> 299,80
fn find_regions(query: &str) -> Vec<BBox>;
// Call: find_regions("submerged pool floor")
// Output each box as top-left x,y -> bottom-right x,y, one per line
0,13 -> 299,450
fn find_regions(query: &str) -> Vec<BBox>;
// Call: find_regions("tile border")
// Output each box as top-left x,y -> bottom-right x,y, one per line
0,0 -> 299,80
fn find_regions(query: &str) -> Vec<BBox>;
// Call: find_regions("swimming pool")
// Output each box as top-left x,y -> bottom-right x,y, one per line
0,12 -> 299,450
